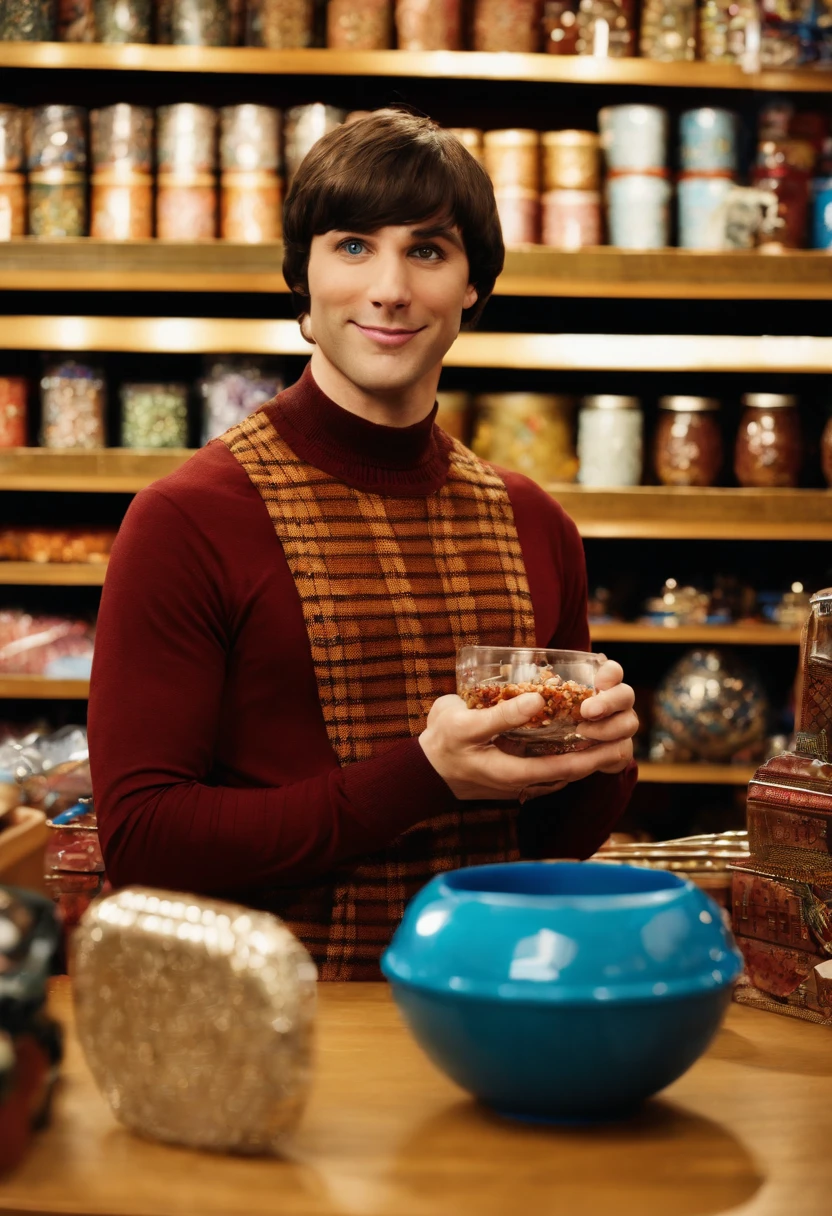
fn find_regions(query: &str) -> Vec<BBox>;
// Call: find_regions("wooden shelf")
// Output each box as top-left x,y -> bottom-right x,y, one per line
591,623 -> 802,645
639,763 -> 756,785
0,448 -> 194,492
0,562 -> 108,585
549,486 -> 832,541
4,315 -> 832,372
3,43 -> 832,92
2,242 -> 832,300
0,675 -> 90,699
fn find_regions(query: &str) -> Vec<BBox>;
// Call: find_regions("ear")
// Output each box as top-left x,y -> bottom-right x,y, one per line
299,314 -> 317,346
463,283 -> 478,311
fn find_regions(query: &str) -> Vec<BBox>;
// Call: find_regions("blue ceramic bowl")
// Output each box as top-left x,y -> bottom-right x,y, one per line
381,862 -> 743,1123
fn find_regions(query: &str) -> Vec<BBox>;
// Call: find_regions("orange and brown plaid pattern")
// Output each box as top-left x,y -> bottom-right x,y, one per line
222,410 -> 536,978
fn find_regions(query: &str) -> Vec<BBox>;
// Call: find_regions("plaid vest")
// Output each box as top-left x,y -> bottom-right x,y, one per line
222,409 -> 536,979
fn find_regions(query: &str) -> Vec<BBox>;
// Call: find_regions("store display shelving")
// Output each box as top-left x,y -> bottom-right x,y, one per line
0,675 -> 90,699
2,242 -> 831,299
3,43 -> 832,93
591,623 -> 801,645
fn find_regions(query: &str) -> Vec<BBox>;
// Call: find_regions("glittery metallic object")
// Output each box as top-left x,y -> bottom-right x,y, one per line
0,0 -> 55,39
157,104 -> 218,174
221,172 -> 282,242
483,129 -> 540,192
220,105 -> 281,172
575,0 -> 634,55
639,0 -> 696,60
40,361 -> 106,449
90,175 -> 153,239
27,106 -> 88,172
156,176 -> 217,239
283,105 -> 345,184
0,174 -> 26,240
245,0 -> 314,45
93,0 -> 151,41
395,0 -> 461,50
472,0 -> 541,51
699,0 -> 759,63
0,106 -> 24,172
90,104 -> 154,172
651,648 -> 769,764
120,382 -> 189,448
0,378 -> 27,447
72,888 -> 318,1155
542,129 -> 600,191
170,0 -> 231,44
327,0 -> 392,47
28,172 -> 88,238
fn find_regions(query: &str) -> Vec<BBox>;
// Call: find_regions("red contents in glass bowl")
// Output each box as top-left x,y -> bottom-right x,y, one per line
462,671 -> 594,729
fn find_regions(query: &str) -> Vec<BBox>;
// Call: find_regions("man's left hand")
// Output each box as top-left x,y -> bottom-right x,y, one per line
575,658 -> 638,773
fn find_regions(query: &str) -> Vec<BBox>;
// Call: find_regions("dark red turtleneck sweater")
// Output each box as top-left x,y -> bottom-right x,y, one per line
89,367 -> 636,904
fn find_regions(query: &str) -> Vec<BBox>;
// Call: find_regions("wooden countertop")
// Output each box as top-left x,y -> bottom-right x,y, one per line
2,978 -> 831,1216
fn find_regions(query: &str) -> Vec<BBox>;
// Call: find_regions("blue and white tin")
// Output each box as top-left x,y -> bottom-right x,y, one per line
607,173 -> 672,249
679,109 -> 738,174
678,175 -> 735,249
812,177 -> 832,249
598,105 -> 668,172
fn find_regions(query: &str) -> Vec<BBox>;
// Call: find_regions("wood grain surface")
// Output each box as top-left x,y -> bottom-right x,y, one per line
1,978 -> 831,1216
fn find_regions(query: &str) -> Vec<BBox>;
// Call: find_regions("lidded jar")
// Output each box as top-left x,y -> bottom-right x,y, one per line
734,393 -> 801,488
577,395 -> 643,487
654,396 -> 723,487
472,394 -> 578,485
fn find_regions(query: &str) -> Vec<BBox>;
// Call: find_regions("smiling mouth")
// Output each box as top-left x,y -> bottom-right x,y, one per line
352,322 -> 425,347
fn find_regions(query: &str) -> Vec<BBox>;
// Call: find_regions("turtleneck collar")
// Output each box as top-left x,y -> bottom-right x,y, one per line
265,363 -> 452,498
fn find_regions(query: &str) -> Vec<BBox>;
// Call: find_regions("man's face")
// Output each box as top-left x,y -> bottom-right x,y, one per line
305,221 -> 478,402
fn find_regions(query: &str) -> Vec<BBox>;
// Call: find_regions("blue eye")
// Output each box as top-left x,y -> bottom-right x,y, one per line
342,239 -> 365,255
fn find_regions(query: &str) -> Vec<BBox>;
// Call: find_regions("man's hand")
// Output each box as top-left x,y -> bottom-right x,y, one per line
419,657 -> 637,802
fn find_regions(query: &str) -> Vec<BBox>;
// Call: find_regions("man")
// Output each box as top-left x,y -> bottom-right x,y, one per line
89,110 -> 638,980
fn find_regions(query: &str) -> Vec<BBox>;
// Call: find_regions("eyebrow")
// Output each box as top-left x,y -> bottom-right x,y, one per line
410,225 -> 465,252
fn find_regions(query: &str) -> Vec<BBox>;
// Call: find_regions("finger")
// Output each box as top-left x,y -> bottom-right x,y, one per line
459,691 -> 545,743
518,781 -> 568,804
576,709 -> 639,744
582,682 -> 635,721
483,737 -> 629,792
533,738 -> 633,782
593,660 -> 624,692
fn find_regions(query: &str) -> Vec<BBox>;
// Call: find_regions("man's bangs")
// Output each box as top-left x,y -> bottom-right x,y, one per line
310,146 -> 466,237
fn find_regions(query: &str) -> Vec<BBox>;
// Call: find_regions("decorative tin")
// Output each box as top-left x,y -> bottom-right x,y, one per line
541,189 -> 601,248
395,0 -> 461,48
598,105 -> 668,172
169,0 -> 231,43
327,0 -> 392,47
0,378 -> 27,448
157,104 -> 217,174
541,130 -> 600,190
93,0 -> 151,40
156,176 -> 217,240
494,189 -> 539,246
58,0 -> 96,38
606,172 -> 671,248
699,0 -> 759,64
221,172 -> 282,241
245,0 -> 314,46
483,129 -> 539,192
90,104 -> 154,172
0,106 -> 24,172
678,174 -> 735,250
220,105 -> 281,172
543,0 -> 578,53
0,174 -> 25,240
575,0 -> 634,55
0,0 -> 55,38
283,105 -> 346,184
27,105 -> 87,172
639,0 -> 696,60
472,0 -> 541,52
752,167 -> 810,249
28,172 -> 88,238
90,174 -> 153,239
731,587 -> 832,1026
680,108 -> 738,173
812,177 -> 832,249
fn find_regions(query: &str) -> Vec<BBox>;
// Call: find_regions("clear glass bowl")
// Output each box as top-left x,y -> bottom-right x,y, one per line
456,646 -> 604,755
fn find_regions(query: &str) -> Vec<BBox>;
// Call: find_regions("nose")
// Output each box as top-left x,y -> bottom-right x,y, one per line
369,249 -> 412,312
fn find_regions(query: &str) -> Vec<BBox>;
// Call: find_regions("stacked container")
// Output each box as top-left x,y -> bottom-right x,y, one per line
541,130 -> 601,249
220,105 -> 282,243
156,104 -> 218,240
0,105 -> 25,241
395,0 -> 462,48
599,105 -> 670,248
483,129 -> 540,247
678,108 -> 739,250
90,104 -> 154,240
283,104 -> 346,186
27,106 -> 88,238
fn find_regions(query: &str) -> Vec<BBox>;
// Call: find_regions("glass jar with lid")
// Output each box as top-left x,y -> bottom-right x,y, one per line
734,393 -> 801,488
472,394 -> 578,485
577,395 -> 643,486
654,396 -> 723,487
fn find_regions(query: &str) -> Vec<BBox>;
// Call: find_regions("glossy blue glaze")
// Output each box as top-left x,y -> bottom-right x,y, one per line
382,862 -> 743,1122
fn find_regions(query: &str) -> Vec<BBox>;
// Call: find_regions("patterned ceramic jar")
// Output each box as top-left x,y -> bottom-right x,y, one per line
598,105 -> 668,172
606,172 -> 671,248
577,396 -> 643,487
679,108 -> 738,174
678,175 -> 735,250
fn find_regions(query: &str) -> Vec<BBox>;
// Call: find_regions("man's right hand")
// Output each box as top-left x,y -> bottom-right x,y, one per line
419,692 -> 632,802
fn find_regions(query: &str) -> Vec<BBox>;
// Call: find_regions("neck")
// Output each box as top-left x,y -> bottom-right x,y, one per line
309,347 -> 441,428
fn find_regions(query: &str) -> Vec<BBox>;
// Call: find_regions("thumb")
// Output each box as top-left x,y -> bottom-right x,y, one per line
462,691 -> 544,742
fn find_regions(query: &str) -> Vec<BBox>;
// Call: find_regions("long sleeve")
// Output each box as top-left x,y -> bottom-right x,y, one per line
513,496 -> 638,860
89,484 -> 456,895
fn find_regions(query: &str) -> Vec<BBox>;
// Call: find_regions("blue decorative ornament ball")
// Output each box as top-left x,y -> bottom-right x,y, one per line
651,648 -> 768,763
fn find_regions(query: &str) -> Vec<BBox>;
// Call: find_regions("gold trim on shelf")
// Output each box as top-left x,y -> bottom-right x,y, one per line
3,315 -> 832,372
0,675 -> 90,699
0,562 -> 108,586
2,242 -> 832,299
591,623 -> 802,645
638,763 -> 756,785
3,44 -> 832,92
0,448 -> 195,493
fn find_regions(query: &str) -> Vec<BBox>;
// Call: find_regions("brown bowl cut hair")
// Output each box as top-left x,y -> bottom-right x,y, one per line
283,110 -> 505,328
